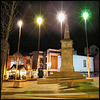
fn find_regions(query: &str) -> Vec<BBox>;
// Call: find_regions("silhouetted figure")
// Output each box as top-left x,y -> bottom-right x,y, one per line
38,67 -> 43,78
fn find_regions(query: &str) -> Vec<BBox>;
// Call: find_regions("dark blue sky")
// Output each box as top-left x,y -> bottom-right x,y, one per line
8,1 -> 99,55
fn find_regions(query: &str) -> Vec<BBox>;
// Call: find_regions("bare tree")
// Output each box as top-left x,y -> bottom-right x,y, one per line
1,1 -> 21,89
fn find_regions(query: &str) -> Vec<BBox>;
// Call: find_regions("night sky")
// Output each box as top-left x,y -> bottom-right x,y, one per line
8,1 -> 99,56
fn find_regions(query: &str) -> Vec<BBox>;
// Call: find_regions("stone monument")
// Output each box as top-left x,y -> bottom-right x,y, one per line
37,17 -> 93,87
60,18 -> 74,72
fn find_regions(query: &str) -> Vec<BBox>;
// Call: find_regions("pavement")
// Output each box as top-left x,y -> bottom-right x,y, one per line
1,77 -> 99,99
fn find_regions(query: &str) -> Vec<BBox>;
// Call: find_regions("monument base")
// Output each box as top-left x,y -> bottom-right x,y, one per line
37,71 -> 93,87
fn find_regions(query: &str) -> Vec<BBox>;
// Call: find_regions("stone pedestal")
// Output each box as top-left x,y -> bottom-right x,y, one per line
60,38 -> 74,72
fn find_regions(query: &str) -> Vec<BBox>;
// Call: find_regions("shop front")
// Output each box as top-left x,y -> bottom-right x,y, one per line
7,64 -> 27,80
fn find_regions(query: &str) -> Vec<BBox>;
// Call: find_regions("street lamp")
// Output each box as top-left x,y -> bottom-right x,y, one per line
15,20 -> 23,80
36,17 -> 42,73
37,17 -> 42,26
57,12 -> 65,40
82,12 -> 90,78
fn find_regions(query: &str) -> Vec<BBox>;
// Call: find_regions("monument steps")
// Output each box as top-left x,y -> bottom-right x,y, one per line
37,73 -> 87,84
50,71 -> 80,75
46,75 -> 85,79
37,77 -> 93,84
46,74 -> 85,78
37,70 -> 88,84
38,77 -> 86,81
49,72 -> 83,76
46,71 -> 85,78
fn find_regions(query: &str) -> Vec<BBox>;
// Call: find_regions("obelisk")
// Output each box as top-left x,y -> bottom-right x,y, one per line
60,18 -> 74,72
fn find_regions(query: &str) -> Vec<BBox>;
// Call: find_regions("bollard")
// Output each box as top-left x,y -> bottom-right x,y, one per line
13,81 -> 19,87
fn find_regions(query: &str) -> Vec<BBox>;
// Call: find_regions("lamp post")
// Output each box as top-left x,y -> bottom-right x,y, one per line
83,12 -> 90,78
36,17 -> 42,73
15,20 -> 22,80
57,12 -> 65,40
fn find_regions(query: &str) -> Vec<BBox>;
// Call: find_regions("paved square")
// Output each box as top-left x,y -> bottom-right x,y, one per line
1,77 -> 99,99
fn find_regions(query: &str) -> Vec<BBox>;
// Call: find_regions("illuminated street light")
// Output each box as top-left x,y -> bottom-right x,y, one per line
37,17 -> 42,25
18,20 -> 23,28
82,12 -> 90,78
83,12 -> 88,20
57,12 -> 65,23
36,17 -> 43,74
15,20 -> 23,80
57,12 -> 65,40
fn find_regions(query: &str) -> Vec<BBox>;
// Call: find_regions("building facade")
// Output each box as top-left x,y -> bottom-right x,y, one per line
30,48 -> 95,77
6,47 -> 98,80
6,53 -> 33,79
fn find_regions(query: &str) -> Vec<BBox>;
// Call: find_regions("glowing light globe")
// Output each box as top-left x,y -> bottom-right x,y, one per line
37,17 -> 42,25
83,12 -> 88,20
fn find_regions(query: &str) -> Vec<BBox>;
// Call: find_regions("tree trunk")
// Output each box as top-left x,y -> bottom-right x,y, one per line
1,1 -> 20,90
1,39 -> 8,89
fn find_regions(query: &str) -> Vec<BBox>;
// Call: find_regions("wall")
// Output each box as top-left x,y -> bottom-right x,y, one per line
47,52 -> 60,71
58,55 -> 61,72
58,54 -> 94,72
73,55 -> 94,72
32,51 -> 38,69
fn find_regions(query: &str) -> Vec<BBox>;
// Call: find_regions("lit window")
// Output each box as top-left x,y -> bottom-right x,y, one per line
83,60 -> 86,67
